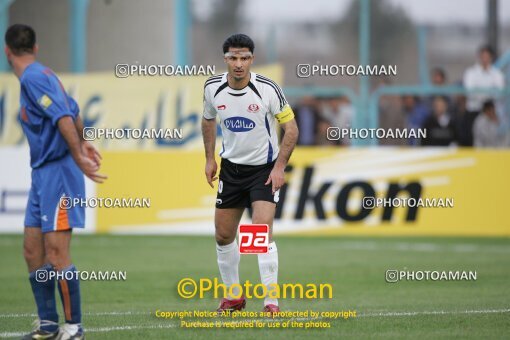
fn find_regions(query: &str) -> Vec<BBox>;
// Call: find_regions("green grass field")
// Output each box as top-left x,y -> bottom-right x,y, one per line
0,234 -> 509,339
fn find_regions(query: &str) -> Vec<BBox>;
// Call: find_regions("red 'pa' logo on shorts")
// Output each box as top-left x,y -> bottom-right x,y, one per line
239,224 -> 269,254
248,104 -> 259,113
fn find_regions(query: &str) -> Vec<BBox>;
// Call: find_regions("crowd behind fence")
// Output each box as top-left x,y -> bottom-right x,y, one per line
288,45 -> 510,148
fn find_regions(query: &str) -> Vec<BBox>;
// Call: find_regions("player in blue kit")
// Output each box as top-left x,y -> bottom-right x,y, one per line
4,24 -> 106,339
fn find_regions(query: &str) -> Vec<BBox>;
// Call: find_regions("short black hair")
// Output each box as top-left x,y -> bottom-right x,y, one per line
479,44 -> 495,58
5,24 -> 36,55
431,67 -> 446,81
482,100 -> 495,112
222,34 -> 254,54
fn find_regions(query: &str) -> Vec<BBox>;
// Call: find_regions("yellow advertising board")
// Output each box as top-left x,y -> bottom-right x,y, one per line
0,65 -> 283,149
95,148 -> 510,236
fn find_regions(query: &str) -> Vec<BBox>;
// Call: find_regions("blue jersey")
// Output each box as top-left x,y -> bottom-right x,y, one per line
19,62 -> 79,168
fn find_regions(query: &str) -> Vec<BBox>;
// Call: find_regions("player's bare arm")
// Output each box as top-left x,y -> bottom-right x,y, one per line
74,115 -> 102,166
265,119 -> 299,194
202,117 -> 218,188
74,115 -> 85,140
58,116 -> 107,183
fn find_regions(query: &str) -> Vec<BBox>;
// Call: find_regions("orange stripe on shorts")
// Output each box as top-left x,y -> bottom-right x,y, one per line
56,206 -> 71,231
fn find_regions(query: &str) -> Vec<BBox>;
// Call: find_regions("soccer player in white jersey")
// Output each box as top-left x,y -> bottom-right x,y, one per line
202,34 -> 299,314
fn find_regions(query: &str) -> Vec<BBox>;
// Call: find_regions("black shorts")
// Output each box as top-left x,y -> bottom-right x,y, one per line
216,158 -> 278,209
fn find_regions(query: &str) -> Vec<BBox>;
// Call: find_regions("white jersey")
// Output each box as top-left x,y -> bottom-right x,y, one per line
203,72 -> 290,166
463,63 -> 504,112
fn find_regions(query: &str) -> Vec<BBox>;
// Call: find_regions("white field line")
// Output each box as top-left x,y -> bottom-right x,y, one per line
0,311 -> 150,318
1,308 -> 509,337
0,324 -> 177,338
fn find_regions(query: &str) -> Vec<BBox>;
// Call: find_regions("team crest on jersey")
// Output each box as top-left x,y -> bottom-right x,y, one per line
224,117 -> 255,132
38,94 -> 53,110
248,104 -> 259,113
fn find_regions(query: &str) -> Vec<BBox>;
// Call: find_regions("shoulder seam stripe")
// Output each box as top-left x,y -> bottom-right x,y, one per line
248,81 -> 262,100
204,79 -> 222,89
255,75 -> 285,100
214,82 -> 229,97
256,79 -> 284,107
256,74 -> 283,90
207,74 -> 223,80
204,75 -> 224,85
205,75 -> 223,82
256,78 -> 286,109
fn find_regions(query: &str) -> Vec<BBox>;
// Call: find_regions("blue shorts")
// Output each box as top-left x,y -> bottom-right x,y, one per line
25,154 -> 85,233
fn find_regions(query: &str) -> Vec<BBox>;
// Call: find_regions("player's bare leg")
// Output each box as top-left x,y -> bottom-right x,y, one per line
44,231 -> 84,339
252,200 -> 280,313
215,207 -> 246,312
44,230 -> 72,271
251,200 -> 276,241
215,207 -> 244,245
24,227 -> 45,272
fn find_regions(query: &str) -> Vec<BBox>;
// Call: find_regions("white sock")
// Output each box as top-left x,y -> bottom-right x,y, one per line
258,241 -> 278,306
216,240 -> 241,300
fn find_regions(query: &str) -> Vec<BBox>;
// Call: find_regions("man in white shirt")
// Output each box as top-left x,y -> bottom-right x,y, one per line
202,34 -> 299,315
463,45 -> 505,113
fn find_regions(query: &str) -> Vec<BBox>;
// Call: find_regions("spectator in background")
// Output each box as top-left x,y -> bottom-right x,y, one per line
453,95 -> 478,146
402,95 -> 429,146
316,115 -> 336,146
426,67 -> 452,111
421,96 -> 457,146
294,96 -> 319,146
337,96 -> 354,145
473,100 -> 509,147
320,96 -> 353,145
463,45 -> 505,114
431,67 -> 447,86
377,77 -> 407,146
